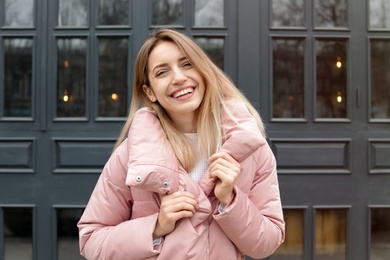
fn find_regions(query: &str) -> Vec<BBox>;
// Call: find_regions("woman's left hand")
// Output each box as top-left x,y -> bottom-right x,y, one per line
208,152 -> 241,208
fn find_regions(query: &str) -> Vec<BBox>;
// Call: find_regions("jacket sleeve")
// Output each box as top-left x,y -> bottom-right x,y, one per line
77,143 -> 162,260
213,143 -> 285,259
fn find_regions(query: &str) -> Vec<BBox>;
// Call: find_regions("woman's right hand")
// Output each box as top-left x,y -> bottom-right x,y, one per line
153,191 -> 199,238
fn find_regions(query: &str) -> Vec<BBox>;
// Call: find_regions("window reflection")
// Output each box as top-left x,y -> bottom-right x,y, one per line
370,208 -> 390,259
4,38 -> 33,117
193,37 -> 224,70
58,0 -> 88,27
3,208 -> 33,260
271,0 -> 305,27
152,0 -> 183,26
56,208 -> 84,260
315,0 -> 347,28
99,0 -> 129,26
194,0 -> 224,27
273,209 -> 304,260
370,39 -> 390,119
272,38 -> 304,118
99,38 -> 128,117
315,209 -> 347,260
4,0 -> 34,27
57,38 -> 87,117
369,0 -> 390,29
316,39 -> 347,119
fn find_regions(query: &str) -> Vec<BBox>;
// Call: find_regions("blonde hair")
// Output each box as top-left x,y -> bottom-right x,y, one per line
114,28 -> 265,171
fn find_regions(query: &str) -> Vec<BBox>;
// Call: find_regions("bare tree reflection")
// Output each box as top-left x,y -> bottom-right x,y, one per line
152,0 -> 182,25
194,38 -> 224,70
369,0 -> 390,28
272,39 -> 304,118
316,39 -> 347,118
272,0 -> 304,27
99,0 -> 129,25
371,40 -> 390,119
4,0 -> 34,27
194,0 -> 224,27
98,38 -> 128,117
370,208 -> 390,259
315,0 -> 347,28
4,39 -> 33,117
57,38 -> 87,117
58,0 -> 88,27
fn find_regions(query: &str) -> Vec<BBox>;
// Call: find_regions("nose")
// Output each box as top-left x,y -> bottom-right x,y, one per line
172,67 -> 187,84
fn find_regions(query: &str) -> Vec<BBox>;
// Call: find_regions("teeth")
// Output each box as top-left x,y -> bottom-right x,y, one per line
173,88 -> 193,98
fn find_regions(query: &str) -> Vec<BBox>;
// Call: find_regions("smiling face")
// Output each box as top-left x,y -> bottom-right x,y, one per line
143,41 -> 206,132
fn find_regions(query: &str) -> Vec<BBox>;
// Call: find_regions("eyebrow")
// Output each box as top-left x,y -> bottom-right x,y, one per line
151,56 -> 188,74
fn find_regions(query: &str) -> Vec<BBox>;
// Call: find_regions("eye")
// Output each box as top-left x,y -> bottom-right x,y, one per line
155,70 -> 167,77
182,61 -> 192,68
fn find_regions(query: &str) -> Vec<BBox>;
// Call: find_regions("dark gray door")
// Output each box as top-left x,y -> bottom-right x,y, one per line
0,0 -> 239,259
237,0 -> 390,259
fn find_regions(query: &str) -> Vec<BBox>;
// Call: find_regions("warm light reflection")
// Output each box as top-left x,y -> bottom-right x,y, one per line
336,56 -> 342,68
111,93 -> 118,100
64,60 -> 69,68
337,91 -> 342,103
63,91 -> 69,102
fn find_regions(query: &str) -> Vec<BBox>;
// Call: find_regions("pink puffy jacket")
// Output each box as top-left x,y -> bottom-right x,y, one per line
78,101 -> 285,260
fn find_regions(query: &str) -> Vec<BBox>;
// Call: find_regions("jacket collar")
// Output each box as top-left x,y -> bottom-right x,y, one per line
125,100 -> 266,195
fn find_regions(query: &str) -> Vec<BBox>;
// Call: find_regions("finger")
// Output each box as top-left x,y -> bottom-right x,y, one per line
210,169 -> 236,185
171,201 -> 198,213
164,190 -> 198,201
208,152 -> 237,164
163,191 -> 198,204
166,210 -> 195,222
208,158 -> 231,173
208,153 -> 240,170
161,192 -> 199,212
209,159 -> 240,177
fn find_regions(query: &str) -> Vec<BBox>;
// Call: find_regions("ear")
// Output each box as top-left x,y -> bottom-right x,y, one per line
142,85 -> 156,102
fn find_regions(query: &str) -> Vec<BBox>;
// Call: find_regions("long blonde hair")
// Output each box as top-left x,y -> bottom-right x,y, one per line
114,28 -> 264,171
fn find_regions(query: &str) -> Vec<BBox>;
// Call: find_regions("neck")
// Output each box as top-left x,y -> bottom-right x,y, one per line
171,113 -> 196,133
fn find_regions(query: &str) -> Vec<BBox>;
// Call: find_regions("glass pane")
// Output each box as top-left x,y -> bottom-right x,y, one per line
99,0 -> 129,26
315,209 -> 347,260
3,208 -> 33,260
369,0 -> 390,29
4,0 -> 34,27
58,0 -> 88,27
152,0 -> 183,26
273,209 -> 304,260
315,0 -> 347,28
57,208 -> 84,260
194,0 -> 224,27
193,37 -> 224,70
57,38 -> 87,117
316,39 -> 347,119
272,38 -> 304,118
4,38 -> 33,117
271,0 -> 304,27
98,37 -> 128,117
370,208 -> 390,259
370,39 -> 390,119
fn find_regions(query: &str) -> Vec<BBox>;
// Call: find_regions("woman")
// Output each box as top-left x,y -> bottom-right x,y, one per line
78,28 -> 284,260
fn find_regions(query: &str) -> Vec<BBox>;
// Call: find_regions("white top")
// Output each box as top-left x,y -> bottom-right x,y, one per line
185,133 -> 209,182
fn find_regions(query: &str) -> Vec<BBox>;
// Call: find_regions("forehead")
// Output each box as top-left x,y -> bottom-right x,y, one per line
148,41 -> 184,66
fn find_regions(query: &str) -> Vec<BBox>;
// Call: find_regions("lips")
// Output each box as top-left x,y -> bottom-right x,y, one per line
171,87 -> 194,98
